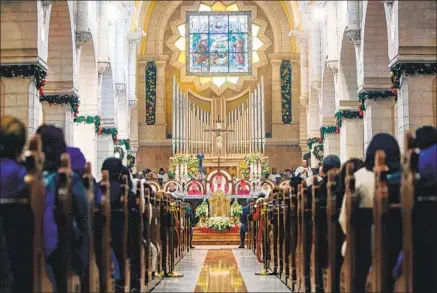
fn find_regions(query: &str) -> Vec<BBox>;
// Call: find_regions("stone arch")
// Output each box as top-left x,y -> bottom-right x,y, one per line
361,0 -> 390,84
74,39 -> 98,177
78,40 -> 98,111
321,64 -> 336,118
46,1 -> 75,90
100,65 -> 117,123
141,0 -> 294,56
338,31 -> 358,102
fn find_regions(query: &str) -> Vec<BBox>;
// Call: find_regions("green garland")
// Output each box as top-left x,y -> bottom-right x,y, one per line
145,61 -> 157,125
320,126 -> 338,141
312,144 -> 324,161
114,147 -> 125,160
97,127 -> 118,143
280,60 -> 292,124
390,62 -> 437,92
74,115 -> 101,132
0,64 -> 47,89
307,137 -> 321,150
40,94 -> 80,117
127,154 -> 136,169
334,109 -> 363,129
115,139 -> 131,150
303,152 -> 311,161
358,90 -> 396,112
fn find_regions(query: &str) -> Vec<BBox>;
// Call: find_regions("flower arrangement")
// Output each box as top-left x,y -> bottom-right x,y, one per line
198,216 -> 235,232
231,201 -> 243,218
195,201 -> 209,218
168,154 -> 199,179
239,153 -> 269,177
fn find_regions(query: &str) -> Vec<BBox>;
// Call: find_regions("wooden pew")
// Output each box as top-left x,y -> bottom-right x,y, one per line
311,178 -> 326,292
324,169 -> 341,293
54,154 -> 81,292
120,175 -> 131,293
249,201 -> 255,252
82,162 -> 99,292
154,192 -> 164,276
288,186 -> 299,291
143,184 -> 151,287
301,181 -> 311,292
277,189 -> 285,281
340,163 -> 372,293
160,195 -> 170,276
282,188 -> 291,284
97,170 -> 114,292
150,191 -> 162,280
0,135 -> 48,292
398,132 -> 437,292
368,150 -> 402,292
268,191 -> 279,274
130,180 -> 146,293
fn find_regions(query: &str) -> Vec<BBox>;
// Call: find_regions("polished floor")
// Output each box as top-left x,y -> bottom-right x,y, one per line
152,246 -> 290,292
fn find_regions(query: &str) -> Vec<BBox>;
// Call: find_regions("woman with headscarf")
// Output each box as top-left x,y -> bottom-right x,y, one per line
36,125 -> 90,292
0,115 -> 29,292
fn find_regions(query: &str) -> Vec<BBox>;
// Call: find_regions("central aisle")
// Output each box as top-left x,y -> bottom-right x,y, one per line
152,246 -> 290,292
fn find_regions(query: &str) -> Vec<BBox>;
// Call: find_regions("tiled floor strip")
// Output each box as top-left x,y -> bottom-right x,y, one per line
194,249 -> 248,292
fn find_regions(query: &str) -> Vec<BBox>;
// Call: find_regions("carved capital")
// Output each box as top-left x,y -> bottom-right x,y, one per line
128,28 -> 145,48
346,29 -> 361,46
115,83 -> 126,96
42,0 -> 56,10
128,99 -> 138,109
97,61 -> 110,74
76,30 -> 92,49
326,60 -> 338,74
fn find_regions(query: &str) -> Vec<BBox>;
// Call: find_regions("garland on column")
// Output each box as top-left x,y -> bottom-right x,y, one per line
358,90 -> 397,113
307,137 -> 321,150
303,152 -> 311,161
0,64 -> 47,89
115,139 -> 131,150
320,125 -> 337,141
334,109 -> 363,130
280,60 -> 292,124
40,94 -> 80,117
74,115 -> 101,132
145,61 -> 157,125
97,127 -> 118,143
312,143 -> 324,161
390,62 -> 437,92
114,147 -> 125,160
127,154 -> 136,169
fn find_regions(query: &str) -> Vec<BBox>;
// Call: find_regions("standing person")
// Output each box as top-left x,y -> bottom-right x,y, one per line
294,160 -> 313,180
37,125 -> 90,292
185,202 -> 195,249
239,198 -> 253,248
0,217 -> 13,293
157,168 -> 169,186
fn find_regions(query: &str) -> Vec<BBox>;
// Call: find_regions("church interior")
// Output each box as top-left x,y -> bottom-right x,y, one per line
0,0 -> 436,292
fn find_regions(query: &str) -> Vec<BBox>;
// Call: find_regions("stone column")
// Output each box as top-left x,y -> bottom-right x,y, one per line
338,101 -> 364,163
363,96 -> 395,151
296,31 -> 309,108
270,59 -> 282,127
97,2 -> 110,63
97,134 -> 114,181
395,73 -> 436,152
1,76 -> 42,136
41,91 -> 78,146
324,133 -> 340,157
155,60 -> 167,127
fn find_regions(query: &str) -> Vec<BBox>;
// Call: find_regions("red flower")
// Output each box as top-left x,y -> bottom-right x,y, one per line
319,138 -> 323,143
41,79 -> 46,87
98,127 -> 103,135
335,126 -> 339,133
359,109 -> 364,117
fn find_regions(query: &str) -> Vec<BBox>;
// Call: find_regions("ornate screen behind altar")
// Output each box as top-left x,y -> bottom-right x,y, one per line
186,11 -> 252,75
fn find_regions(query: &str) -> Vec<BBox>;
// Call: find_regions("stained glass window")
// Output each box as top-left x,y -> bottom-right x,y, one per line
186,11 -> 251,75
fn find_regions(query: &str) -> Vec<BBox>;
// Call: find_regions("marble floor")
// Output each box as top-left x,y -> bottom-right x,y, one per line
151,246 -> 291,292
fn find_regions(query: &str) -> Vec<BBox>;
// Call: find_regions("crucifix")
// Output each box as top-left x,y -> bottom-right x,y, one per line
205,115 -> 233,171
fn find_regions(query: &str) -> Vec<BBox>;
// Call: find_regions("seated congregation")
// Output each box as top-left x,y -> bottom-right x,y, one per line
245,126 -> 437,293
0,115 -> 194,293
